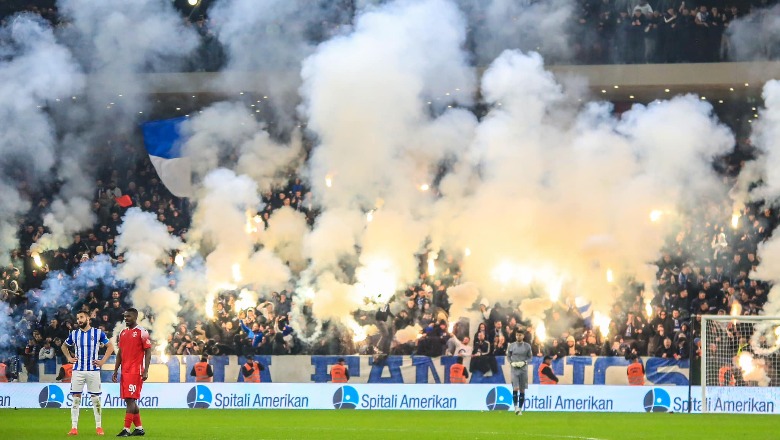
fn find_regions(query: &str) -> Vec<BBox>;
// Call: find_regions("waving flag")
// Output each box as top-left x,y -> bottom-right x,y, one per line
115,195 -> 133,208
575,296 -> 593,328
141,117 -> 193,198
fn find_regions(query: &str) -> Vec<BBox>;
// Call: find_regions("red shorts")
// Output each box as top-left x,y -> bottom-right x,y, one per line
120,373 -> 144,400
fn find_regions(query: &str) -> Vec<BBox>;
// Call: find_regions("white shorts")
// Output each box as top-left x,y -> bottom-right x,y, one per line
70,370 -> 102,395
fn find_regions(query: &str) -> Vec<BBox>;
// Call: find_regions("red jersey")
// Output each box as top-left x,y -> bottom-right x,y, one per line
118,326 -> 152,375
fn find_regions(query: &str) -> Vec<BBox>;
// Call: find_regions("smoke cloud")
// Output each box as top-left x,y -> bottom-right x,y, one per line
433,50 -> 733,314
749,81 -> 780,317
209,0 -> 354,130
0,15 -> 84,262
7,0 -> 775,353
300,0 -> 475,322
0,301 -> 15,358
58,0 -> 198,123
30,0 -> 202,253
726,5 -> 780,62
182,101 -> 303,190
395,324 -> 423,344
115,208 -> 182,349
259,206 -> 309,273
458,0 -> 576,65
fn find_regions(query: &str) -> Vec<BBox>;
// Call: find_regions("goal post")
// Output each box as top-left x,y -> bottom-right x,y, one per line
701,315 -> 780,413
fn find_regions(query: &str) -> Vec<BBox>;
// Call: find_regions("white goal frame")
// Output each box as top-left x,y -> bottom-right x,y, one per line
701,315 -> 780,412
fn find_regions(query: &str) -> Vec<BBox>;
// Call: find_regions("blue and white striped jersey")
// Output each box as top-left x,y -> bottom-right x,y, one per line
64,327 -> 110,372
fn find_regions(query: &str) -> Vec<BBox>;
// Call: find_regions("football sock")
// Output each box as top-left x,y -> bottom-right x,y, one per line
133,413 -> 142,430
90,395 -> 102,428
71,394 -> 81,429
518,392 -> 525,410
124,413 -> 133,431
512,390 -> 519,407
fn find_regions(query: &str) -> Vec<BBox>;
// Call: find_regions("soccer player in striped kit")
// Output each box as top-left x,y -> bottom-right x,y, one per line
63,310 -> 115,436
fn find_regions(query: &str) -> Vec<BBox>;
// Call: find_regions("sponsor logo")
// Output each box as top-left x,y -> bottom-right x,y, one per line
39,385 -> 65,408
187,385 -> 213,409
333,385 -> 359,409
485,386 -> 513,411
644,388 -> 671,412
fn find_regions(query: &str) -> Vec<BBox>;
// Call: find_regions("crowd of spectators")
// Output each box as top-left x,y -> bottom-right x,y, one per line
569,0 -> 746,64
1,128 -> 778,385
1,0 -> 779,382
2,0 -> 780,68
330,150 -> 777,386
0,138 -> 191,378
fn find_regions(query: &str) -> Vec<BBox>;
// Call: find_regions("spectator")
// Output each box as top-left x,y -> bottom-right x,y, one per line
564,335 -> 581,357
38,339 -> 55,361
582,335 -> 601,356
472,332 -> 491,356
655,337 -> 675,358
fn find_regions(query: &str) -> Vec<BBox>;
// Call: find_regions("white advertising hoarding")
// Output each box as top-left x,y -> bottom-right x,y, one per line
1,383 -> 778,413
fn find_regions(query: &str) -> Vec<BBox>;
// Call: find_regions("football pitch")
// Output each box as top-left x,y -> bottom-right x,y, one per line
0,409 -> 777,439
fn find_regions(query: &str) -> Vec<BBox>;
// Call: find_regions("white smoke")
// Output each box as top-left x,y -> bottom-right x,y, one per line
445,282 -> 480,321
58,0 -> 199,123
186,168 -> 292,297
727,5 -> 780,62
31,0 -> 200,254
0,187 -> 30,265
300,0 -> 475,321
0,15 -> 84,262
34,198 -> 94,252
235,129 -> 304,193
520,297 -> 555,325
395,324 -> 423,344
303,208 -> 363,274
294,0 -> 735,331
0,301 -> 16,357
309,272 -> 363,321
433,50 -> 733,315
190,169 -> 259,289
209,0 -> 353,129
745,81 -> 780,204
259,206 -> 309,272
183,102 -> 264,179
182,101 -> 304,191
459,0 -> 576,65
243,249 -> 293,293
747,81 -> 780,317
1,0 -> 759,356
115,208 -> 182,348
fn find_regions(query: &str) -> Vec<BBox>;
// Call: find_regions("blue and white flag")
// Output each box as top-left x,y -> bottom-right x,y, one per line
575,296 -> 593,328
141,117 -> 193,198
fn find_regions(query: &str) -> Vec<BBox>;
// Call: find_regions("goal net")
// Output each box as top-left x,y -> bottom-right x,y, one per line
701,315 -> 780,412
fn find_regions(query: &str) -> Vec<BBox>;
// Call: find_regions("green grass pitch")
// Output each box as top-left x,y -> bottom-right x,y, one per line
0,409 -> 776,439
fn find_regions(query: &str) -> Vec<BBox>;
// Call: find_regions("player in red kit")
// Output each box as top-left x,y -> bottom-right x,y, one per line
112,308 -> 152,437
